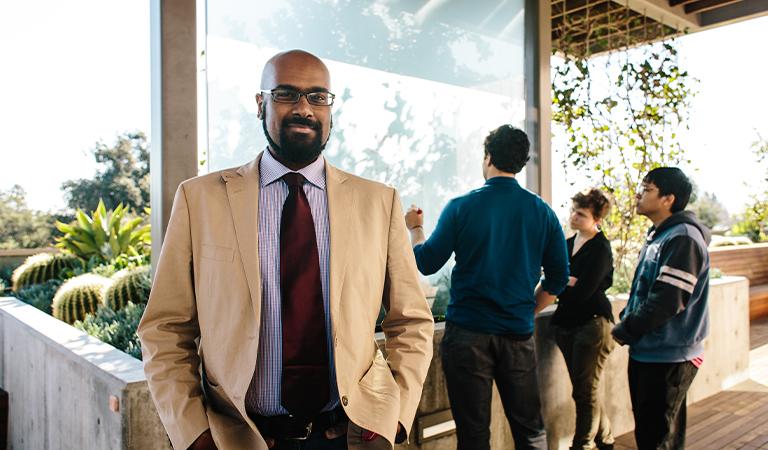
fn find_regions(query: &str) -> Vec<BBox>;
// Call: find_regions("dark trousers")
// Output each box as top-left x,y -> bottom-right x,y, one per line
272,432 -> 347,450
555,317 -> 615,450
441,321 -> 548,450
628,359 -> 698,450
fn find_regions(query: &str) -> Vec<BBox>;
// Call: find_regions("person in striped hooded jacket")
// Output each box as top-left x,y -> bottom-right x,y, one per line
612,167 -> 711,450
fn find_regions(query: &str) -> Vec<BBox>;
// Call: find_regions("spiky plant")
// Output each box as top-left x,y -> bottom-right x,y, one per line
55,200 -> 150,266
52,274 -> 111,324
11,253 -> 81,292
105,265 -> 151,311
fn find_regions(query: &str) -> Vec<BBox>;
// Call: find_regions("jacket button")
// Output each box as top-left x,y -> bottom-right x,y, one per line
342,396 -> 348,406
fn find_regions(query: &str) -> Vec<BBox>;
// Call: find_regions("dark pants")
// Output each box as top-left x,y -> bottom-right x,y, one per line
441,321 -> 547,450
628,359 -> 698,450
555,317 -> 615,450
272,432 -> 347,450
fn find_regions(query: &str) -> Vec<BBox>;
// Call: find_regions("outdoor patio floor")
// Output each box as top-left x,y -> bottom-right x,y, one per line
614,316 -> 768,449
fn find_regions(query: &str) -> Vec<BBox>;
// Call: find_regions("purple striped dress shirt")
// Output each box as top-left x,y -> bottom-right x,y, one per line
254,149 -> 339,416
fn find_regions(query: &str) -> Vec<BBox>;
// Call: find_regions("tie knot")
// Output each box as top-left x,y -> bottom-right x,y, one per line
282,172 -> 305,188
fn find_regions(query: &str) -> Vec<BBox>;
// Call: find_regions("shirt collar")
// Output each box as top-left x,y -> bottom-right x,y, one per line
260,148 -> 327,190
484,176 -> 519,187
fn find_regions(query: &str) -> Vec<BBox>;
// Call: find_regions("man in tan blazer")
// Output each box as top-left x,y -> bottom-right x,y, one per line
138,50 -> 434,450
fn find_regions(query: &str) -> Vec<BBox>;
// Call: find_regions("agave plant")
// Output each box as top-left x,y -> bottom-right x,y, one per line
55,200 -> 150,266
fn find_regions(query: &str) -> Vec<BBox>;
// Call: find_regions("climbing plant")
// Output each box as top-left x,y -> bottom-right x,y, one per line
552,39 -> 696,290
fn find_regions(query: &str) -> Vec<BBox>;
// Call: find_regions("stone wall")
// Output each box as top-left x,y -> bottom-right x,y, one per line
0,297 -> 169,450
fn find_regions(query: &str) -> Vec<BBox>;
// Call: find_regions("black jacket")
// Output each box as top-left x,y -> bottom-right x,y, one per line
611,211 -> 711,362
552,231 -> 614,328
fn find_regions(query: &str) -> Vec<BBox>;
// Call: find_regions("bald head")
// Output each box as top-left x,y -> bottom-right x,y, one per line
260,50 -> 331,91
256,49 -> 334,170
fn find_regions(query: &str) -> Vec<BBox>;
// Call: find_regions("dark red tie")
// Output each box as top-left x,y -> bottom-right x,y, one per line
279,172 -> 329,418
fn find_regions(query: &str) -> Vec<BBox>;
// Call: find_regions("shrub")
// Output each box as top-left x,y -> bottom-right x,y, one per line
74,302 -> 145,360
52,274 -> 110,324
15,279 -> 63,314
105,265 -> 151,311
11,253 -> 81,292
55,200 -> 150,267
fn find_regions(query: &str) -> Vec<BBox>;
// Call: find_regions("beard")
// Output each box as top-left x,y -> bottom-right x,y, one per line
262,111 -> 327,165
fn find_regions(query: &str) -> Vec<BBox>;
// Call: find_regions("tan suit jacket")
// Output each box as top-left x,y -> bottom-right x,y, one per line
138,154 -> 434,450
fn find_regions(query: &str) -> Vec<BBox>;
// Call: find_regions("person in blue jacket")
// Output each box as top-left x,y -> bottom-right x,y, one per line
404,124 -> 569,450
612,167 -> 710,450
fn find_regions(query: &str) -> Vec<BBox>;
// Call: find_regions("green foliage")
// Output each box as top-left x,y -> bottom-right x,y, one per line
552,40 -> 696,286
11,252 -> 81,292
731,134 -> 768,242
731,199 -> 768,243
688,191 -> 729,230
52,274 -> 110,324
61,132 -> 149,213
431,273 -> 451,318
105,265 -> 151,311
15,279 -> 63,314
55,200 -> 150,266
0,185 -> 59,249
74,302 -> 145,360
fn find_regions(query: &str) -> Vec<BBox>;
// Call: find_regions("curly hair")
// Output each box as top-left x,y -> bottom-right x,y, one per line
572,188 -> 612,220
483,125 -> 530,174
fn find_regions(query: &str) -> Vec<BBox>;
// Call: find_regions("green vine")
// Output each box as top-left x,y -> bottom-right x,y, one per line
552,40 -> 696,288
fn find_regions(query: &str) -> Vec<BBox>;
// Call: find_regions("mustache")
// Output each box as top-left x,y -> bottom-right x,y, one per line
283,117 -> 321,130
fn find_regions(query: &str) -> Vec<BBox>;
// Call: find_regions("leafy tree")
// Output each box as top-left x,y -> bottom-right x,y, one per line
552,40 -> 695,287
61,132 -> 149,213
731,134 -> 768,242
0,185 -> 58,249
689,191 -> 729,230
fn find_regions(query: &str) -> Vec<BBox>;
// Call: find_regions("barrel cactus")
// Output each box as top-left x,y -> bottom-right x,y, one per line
52,274 -> 111,324
105,265 -> 151,311
11,253 -> 81,292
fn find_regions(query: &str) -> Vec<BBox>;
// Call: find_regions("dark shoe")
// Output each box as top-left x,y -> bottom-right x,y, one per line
597,444 -> 614,450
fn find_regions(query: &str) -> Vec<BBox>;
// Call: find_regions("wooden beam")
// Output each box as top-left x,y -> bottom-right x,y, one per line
685,0 -> 741,14
700,0 -> 768,26
669,0 -> 700,7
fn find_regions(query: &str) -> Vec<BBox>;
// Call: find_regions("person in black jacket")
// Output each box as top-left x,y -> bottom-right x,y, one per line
552,188 -> 615,450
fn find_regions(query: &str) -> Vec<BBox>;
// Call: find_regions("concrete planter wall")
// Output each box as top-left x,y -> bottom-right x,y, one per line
0,297 -> 169,450
0,276 -> 748,449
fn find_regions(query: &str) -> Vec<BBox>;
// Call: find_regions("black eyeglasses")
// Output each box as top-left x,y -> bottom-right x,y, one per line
261,88 -> 335,106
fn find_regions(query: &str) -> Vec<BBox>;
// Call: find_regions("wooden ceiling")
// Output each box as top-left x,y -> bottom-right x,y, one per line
552,0 -> 767,57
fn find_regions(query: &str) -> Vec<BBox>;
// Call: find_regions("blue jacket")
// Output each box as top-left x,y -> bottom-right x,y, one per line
612,211 -> 711,362
413,177 -> 569,335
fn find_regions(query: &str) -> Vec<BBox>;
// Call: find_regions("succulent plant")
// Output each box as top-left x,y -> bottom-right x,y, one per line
11,252 -> 81,292
52,273 -> 111,324
105,265 -> 151,311
55,200 -> 150,266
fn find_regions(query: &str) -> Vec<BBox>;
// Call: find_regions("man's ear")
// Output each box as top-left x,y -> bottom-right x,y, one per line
256,94 -> 264,119
662,193 -> 676,211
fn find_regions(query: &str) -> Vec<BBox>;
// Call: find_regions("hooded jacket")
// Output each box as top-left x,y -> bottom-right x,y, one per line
612,211 -> 711,363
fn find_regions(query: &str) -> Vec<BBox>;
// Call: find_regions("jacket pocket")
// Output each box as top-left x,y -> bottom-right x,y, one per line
358,349 -> 399,399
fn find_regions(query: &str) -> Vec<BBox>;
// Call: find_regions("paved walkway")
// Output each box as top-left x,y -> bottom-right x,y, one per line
614,317 -> 768,449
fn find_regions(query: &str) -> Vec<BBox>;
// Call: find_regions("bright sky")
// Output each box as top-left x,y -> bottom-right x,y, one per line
0,2 -> 765,215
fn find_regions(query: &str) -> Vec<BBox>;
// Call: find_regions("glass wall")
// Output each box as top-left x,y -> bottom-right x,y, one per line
203,0 -> 526,270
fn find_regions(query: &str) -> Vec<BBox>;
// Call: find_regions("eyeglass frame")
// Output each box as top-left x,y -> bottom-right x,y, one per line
259,87 -> 336,106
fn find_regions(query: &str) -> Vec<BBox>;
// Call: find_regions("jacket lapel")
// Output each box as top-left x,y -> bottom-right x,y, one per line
222,154 -> 263,326
326,163 -> 354,326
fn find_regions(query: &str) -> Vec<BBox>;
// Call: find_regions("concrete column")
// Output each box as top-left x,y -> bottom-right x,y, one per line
150,0 -> 199,271
524,0 -> 553,203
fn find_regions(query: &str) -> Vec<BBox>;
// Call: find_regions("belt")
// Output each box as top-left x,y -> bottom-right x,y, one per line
252,406 -> 348,440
